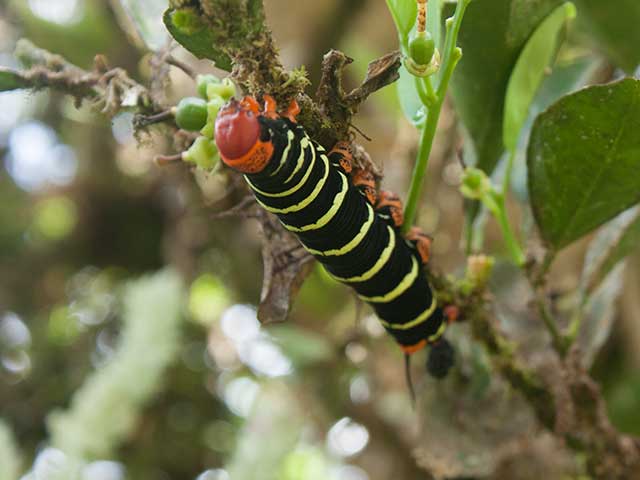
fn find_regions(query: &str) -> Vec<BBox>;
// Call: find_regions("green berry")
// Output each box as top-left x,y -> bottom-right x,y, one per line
206,97 -> 226,121
206,78 -> 235,101
460,167 -> 491,200
196,74 -> 220,99
409,32 -> 436,66
200,121 -> 214,139
175,97 -> 208,131
183,137 -> 218,170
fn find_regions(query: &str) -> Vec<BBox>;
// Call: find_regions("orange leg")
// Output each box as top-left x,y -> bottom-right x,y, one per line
443,305 -> 459,324
240,96 -> 260,114
351,168 -> 377,205
376,190 -> 404,228
406,226 -> 432,265
283,99 -> 300,123
262,94 -> 278,119
328,141 -> 353,173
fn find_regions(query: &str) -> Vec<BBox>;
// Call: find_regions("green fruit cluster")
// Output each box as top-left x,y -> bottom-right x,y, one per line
178,74 -> 236,170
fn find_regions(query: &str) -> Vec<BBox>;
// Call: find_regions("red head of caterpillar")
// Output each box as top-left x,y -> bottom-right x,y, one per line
215,96 -> 274,174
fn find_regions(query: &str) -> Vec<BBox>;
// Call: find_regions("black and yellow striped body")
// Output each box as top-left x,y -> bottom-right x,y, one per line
244,115 -> 446,349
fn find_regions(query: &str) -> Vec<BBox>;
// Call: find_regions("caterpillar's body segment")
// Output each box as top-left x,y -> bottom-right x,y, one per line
215,96 -> 447,356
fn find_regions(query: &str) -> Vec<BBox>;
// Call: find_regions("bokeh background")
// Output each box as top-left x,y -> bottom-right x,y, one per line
1,1 -> 639,479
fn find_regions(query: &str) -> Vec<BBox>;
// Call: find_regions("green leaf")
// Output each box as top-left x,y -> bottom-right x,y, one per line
503,2 -> 576,153
580,206 -> 640,297
117,0 -> 168,51
163,8 -> 232,71
396,65 -> 424,125
575,0 -> 640,74
0,69 -> 23,91
577,262 -> 625,368
427,0 -> 444,50
385,0 -> 417,41
448,0 -> 563,174
527,78 -> 640,250
509,55 -> 601,201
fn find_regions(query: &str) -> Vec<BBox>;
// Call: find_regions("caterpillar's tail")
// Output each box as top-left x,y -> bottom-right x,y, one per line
427,337 -> 454,379
404,353 -> 416,408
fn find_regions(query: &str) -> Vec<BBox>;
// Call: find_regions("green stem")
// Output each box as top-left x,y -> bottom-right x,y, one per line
436,0 -> 471,95
414,76 -> 437,107
424,76 -> 436,100
414,77 -> 430,107
402,102 -> 442,234
402,0 -> 470,233
533,289 -> 568,356
485,192 -> 526,267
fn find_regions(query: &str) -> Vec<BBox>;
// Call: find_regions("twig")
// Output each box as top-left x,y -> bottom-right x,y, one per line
167,55 -> 196,78
154,153 -> 183,166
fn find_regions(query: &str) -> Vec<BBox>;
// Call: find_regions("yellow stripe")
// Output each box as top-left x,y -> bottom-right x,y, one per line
332,226 -> 395,283
379,294 -> 437,331
304,204 -> 374,256
427,320 -> 447,342
358,257 -> 418,303
284,137 -> 310,183
269,130 -> 294,177
246,140 -> 315,198
283,173 -> 348,232
255,154 -> 329,214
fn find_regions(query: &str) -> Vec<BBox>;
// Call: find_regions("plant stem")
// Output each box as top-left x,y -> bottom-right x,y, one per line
402,101 -> 442,234
414,76 -> 436,107
485,192 -> 526,266
402,0 -> 470,233
531,281 -> 568,356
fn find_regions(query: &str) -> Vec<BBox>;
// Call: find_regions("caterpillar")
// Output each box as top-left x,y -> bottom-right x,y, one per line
214,95 -> 454,390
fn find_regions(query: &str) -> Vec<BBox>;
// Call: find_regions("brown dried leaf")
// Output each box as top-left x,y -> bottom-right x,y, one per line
344,50 -> 402,107
315,49 -> 402,139
254,208 -> 315,324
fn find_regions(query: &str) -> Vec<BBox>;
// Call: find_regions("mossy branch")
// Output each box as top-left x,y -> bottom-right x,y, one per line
3,39 -> 155,115
164,1 -> 401,151
447,280 -> 640,479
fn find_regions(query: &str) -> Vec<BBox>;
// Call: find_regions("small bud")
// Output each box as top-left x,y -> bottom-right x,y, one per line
196,74 -> 221,99
459,167 -> 491,200
409,31 -> 435,67
175,97 -> 208,131
199,121 -> 214,139
183,137 -> 219,170
206,96 -> 226,121
206,78 -> 235,101
404,48 -> 441,78
465,254 -> 495,290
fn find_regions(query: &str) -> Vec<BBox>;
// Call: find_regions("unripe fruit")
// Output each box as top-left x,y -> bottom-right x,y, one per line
200,121 -> 214,139
183,137 -> 218,170
206,78 -> 235,101
175,97 -> 208,131
196,74 -> 220,99
409,31 -> 436,66
460,167 -> 491,200
206,96 -> 226,121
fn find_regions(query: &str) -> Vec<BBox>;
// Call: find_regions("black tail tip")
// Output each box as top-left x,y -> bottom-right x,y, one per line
427,338 -> 454,379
